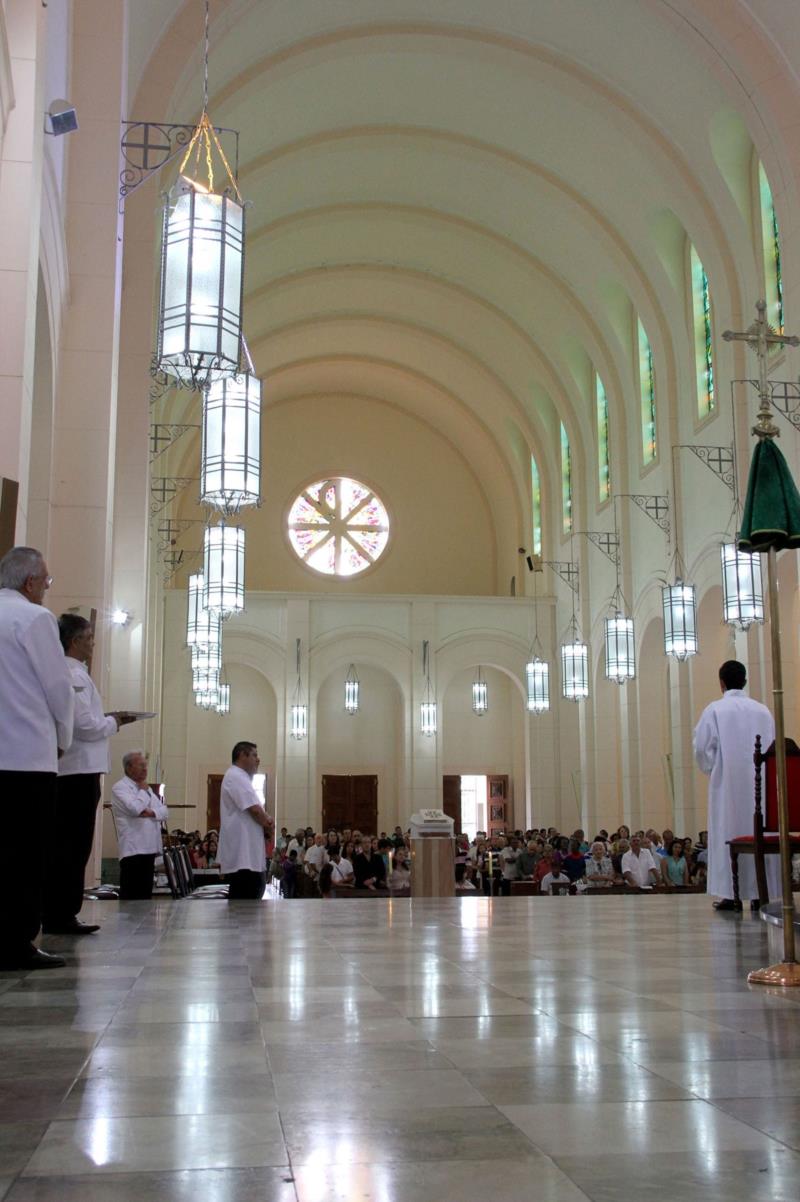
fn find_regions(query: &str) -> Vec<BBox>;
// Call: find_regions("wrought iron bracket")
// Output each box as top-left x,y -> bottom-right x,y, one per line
678,445 -> 735,491
154,518 -> 206,552
575,531 -> 619,566
150,476 -> 197,515
161,546 -> 202,581
618,494 -> 670,537
739,377 -> 800,436
119,120 -> 239,209
150,424 -> 200,461
539,560 -> 579,595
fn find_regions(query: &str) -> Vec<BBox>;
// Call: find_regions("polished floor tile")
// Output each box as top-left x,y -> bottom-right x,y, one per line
1,895 -> 797,1200
22,1113 -> 288,1176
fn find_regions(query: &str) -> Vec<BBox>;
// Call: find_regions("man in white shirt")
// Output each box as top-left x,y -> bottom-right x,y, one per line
694,659 -> 777,911
218,742 -> 273,899
304,833 -> 328,879
0,547 -> 74,971
43,615 -> 137,935
111,750 -> 169,898
330,849 -> 354,887
621,835 -> 660,888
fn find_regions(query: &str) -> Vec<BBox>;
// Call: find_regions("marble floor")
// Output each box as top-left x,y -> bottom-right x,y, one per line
1,894 -> 799,1201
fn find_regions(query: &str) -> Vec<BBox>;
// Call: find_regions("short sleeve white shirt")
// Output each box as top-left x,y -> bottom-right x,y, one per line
331,857 -> 353,883
304,843 -> 329,874
540,871 -> 570,894
218,765 -> 268,874
621,848 -> 658,886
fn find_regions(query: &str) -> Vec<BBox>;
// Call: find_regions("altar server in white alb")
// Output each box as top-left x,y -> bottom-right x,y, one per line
218,741 -> 273,899
111,750 -> 169,899
694,659 -> 778,911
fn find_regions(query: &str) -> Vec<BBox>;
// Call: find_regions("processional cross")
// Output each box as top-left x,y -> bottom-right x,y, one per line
723,300 -> 800,439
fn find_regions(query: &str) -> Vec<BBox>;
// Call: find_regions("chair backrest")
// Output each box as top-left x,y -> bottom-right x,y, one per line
763,739 -> 800,831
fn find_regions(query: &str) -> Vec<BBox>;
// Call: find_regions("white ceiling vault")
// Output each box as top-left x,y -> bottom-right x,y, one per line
128,0 -> 800,593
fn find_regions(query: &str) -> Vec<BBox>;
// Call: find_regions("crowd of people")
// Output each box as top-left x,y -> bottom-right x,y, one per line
259,822 -> 708,898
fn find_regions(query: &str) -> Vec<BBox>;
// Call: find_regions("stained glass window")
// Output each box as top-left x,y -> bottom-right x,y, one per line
531,455 -> 542,556
637,318 -> 657,464
560,422 -> 572,534
758,161 -> 784,335
690,246 -> 714,418
288,477 -> 389,576
596,372 -> 611,502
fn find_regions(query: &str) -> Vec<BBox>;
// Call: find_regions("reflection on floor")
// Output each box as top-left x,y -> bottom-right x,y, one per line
1,895 -> 799,1201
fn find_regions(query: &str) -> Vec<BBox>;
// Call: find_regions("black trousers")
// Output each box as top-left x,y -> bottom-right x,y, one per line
119,853 -> 156,899
227,869 -> 266,899
43,773 -> 101,925
0,770 -> 55,957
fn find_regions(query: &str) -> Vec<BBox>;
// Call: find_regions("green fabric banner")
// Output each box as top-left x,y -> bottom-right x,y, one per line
738,438 -> 800,552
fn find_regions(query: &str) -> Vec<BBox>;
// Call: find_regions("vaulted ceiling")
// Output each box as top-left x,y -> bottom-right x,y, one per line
127,0 -> 800,583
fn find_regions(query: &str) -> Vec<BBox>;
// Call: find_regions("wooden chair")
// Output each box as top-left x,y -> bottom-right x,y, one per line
728,735 -> 800,906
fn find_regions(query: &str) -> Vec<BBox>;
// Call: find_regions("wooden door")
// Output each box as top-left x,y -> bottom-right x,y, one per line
487,774 -> 510,834
442,775 -> 462,835
322,775 -> 378,834
207,774 -> 223,831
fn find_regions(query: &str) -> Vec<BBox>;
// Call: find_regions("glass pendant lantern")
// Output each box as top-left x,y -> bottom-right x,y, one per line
561,638 -> 589,701
290,638 -> 307,739
201,367 -> 261,514
344,664 -> 360,715
203,522 -> 245,617
472,667 -> 488,716
526,656 -> 550,713
420,640 -> 437,736
215,682 -> 231,715
662,581 -> 698,660
604,613 -> 636,683
721,543 -> 763,630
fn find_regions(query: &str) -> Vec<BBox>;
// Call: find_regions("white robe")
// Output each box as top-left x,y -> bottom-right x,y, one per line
694,689 -> 778,900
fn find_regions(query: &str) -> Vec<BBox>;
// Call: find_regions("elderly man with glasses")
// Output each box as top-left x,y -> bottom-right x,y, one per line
0,546 -> 74,970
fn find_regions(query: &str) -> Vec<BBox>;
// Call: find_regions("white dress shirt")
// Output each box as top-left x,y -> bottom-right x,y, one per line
304,843 -> 329,875
218,764 -> 268,874
58,659 -> 117,776
111,775 -> 168,858
621,847 -> 659,887
0,588 -> 74,772
331,856 -> 353,884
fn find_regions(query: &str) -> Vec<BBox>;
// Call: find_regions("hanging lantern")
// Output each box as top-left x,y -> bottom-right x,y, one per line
290,702 -> 308,739
526,657 -> 550,713
662,581 -> 698,660
472,667 -> 488,715
420,639 -> 437,735
420,698 -> 437,737
193,663 -> 220,709
561,640 -> 589,701
344,664 -> 360,715
201,370 -> 261,513
203,523 -> 245,617
721,543 -> 763,629
191,640 -> 222,676
604,614 -> 636,683
215,682 -> 231,715
187,573 -> 220,646
155,176 -> 245,390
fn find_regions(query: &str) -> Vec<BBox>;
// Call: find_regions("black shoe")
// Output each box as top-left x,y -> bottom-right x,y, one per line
713,899 -> 743,912
42,920 -> 100,936
0,948 -> 66,971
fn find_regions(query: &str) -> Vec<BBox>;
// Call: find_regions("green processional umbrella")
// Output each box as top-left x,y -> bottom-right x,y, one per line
738,436 -> 800,984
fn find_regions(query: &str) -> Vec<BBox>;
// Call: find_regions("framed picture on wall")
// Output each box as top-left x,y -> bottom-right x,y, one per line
490,803 -> 505,822
490,780 -> 505,800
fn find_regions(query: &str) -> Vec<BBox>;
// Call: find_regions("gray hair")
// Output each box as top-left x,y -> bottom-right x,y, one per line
0,546 -> 44,590
122,749 -> 148,772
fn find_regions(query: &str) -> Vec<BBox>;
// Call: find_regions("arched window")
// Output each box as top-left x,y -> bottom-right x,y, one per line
690,246 -> 714,418
530,455 -> 542,556
758,161 -> 784,334
596,372 -> 611,502
637,317 -> 657,464
560,422 -> 572,534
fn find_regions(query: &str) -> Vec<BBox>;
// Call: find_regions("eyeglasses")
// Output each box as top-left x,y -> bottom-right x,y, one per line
29,573 -> 53,588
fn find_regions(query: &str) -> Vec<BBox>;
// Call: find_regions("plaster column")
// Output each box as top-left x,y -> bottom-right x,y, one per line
0,0 -> 45,538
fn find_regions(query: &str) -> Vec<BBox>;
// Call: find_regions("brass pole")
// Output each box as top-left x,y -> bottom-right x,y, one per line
748,547 -> 799,984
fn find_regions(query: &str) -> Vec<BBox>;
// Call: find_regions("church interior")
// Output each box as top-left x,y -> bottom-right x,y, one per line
2,1 -> 800,1198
